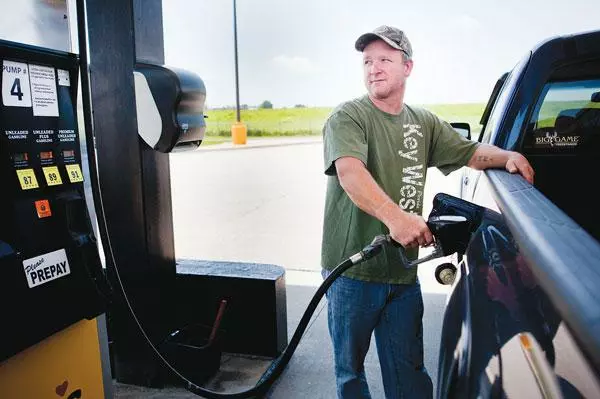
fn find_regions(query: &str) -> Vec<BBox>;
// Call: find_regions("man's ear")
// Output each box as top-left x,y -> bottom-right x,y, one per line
404,59 -> 414,77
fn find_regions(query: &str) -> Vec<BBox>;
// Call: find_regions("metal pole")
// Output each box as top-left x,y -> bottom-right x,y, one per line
233,0 -> 241,122
230,0 -> 246,144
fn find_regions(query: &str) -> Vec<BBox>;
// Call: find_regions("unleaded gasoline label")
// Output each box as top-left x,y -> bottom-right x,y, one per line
16,168 -> 39,190
22,248 -> 71,288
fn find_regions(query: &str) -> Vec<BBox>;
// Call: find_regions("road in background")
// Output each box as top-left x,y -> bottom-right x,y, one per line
171,139 -> 325,272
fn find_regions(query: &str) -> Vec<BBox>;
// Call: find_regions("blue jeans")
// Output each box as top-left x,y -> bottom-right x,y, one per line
322,269 -> 433,399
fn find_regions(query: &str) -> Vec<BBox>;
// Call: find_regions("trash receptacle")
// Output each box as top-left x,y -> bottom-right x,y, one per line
159,323 -> 223,386
231,122 -> 247,145
160,298 -> 227,386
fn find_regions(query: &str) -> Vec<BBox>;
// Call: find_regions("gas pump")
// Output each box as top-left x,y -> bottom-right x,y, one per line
0,39 -> 111,398
0,1 -> 209,397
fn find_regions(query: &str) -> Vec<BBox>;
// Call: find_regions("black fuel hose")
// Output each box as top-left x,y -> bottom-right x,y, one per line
185,234 -> 390,398
75,1 -> 391,397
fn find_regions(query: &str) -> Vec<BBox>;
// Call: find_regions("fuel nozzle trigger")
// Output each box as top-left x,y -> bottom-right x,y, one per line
392,215 -> 471,269
397,243 -> 445,269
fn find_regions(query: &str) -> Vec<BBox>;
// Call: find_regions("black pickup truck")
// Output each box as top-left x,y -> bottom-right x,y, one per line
434,29 -> 600,398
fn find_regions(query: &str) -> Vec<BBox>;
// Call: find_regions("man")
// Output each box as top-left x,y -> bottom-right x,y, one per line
321,25 -> 534,399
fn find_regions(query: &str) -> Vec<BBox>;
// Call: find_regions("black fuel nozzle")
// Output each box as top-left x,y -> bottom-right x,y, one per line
389,192 -> 485,269
353,194 -> 482,268
354,213 -> 473,269
427,215 -> 472,257
394,214 -> 473,269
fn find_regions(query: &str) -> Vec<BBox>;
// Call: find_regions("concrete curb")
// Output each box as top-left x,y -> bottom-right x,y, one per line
193,137 -> 323,152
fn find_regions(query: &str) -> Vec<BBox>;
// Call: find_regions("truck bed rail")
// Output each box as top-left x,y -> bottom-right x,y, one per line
487,169 -> 600,373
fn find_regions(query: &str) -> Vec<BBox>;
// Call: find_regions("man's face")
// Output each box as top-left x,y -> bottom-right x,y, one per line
363,40 -> 413,100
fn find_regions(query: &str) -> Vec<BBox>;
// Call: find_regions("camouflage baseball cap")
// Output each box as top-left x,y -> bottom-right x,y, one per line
355,25 -> 413,57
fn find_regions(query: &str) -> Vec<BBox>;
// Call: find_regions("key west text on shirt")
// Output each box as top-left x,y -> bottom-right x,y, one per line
398,124 -> 424,212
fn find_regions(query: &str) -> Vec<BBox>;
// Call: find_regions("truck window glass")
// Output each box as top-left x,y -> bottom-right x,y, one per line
479,53 -> 531,144
523,79 -> 600,155
479,73 -> 508,129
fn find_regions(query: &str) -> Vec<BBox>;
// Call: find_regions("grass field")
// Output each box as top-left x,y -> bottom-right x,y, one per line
205,107 -> 333,136
204,103 -> 487,139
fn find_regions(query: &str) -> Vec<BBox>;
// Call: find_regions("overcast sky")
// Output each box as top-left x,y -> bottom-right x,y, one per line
162,0 -> 598,108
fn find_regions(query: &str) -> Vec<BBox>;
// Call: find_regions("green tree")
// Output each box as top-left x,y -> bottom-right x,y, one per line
259,100 -> 273,109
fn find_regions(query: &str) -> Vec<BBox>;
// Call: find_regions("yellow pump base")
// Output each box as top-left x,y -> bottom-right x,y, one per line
0,319 -> 106,399
231,122 -> 248,145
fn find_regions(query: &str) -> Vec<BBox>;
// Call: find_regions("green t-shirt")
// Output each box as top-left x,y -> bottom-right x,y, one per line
322,95 -> 479,284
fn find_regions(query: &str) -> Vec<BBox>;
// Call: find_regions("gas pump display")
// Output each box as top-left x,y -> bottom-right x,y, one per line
0,39 -> 109,362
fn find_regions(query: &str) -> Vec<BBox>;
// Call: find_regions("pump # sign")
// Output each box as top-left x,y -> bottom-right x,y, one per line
22,249 -> 71,288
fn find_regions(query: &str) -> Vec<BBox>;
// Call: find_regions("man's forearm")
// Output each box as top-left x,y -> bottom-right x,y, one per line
336,157 -> 434,247
466,143 -> 534,183
336,158 -> 402,226
467,143 -> 510,170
